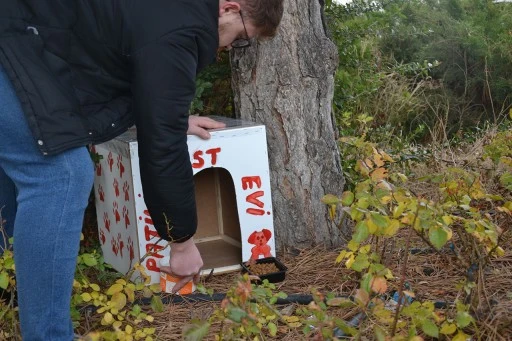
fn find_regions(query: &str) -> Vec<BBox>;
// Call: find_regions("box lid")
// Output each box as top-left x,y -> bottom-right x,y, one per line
112,116 -> 263,144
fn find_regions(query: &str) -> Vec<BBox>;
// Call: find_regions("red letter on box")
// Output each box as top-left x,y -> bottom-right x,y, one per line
144,225 -> 160,241
247,208 -> 265,215
192,150 -> 204,169
143,210 -> 153,225
146,243 -> 165,258
241,176 -> 262,190
146,258 -> 160,272
206,148 -> 221,165
246,190 -> 265,208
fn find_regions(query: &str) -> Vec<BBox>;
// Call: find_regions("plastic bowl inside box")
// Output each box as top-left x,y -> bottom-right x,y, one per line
241,257 -> 288,283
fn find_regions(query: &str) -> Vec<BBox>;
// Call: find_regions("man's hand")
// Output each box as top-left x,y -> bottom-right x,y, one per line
160,238 -> 203,293
187,115 -> 226,139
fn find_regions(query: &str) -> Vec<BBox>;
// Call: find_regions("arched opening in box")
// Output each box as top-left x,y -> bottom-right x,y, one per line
193,167 -> 242,273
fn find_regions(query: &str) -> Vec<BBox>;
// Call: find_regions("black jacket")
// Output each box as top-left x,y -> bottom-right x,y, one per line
0,0 -> 219,241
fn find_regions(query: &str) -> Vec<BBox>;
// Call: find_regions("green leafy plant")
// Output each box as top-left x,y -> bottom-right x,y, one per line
189,79 -> 213,114
296,289 -> 358,339
323,130 -> 509,338
185,275 -> 289,340
484,127 -> 512,192
0,211 -> 19,339
327,0 -> 512,143
190,50 -> 233,117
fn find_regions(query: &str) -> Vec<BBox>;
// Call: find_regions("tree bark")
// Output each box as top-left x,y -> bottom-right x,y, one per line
231,0 -> 347,250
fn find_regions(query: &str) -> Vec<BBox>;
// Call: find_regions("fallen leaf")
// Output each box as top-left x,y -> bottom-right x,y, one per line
370,167 -> 388,182
354,288 -> 370,306
356,160 -> 371,176
370,277 -> 388,294
403,290 -> 416,298
326,297 -> 355,307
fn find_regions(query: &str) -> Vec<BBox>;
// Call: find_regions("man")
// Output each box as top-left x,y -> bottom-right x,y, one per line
0,0 -> 284,339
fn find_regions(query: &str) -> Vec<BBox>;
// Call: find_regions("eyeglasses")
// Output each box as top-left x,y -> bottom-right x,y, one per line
231,10 -> 251,49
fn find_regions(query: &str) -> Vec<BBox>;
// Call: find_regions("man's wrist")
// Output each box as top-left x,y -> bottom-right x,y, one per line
170,237 -> 195,252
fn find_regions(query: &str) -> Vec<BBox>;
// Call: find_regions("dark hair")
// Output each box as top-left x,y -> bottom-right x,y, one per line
242,0 -> 284,38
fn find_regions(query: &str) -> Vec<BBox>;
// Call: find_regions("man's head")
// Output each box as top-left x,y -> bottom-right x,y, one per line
218,0 -> 284,49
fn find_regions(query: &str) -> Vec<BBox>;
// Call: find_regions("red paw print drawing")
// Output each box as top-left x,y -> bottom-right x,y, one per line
107,152 -> 114,172
127,237 -> 135,261
96,162 -> 102,176
113,178 -> 120,197
117,155 -> 125,178
99,229 -> 106,245
117,233 -> 125,258
122,206 -> 130,229
123,181 -> 130,201
103,212 -> 111,232
98,185 -> 105,202
248,229 -> 273,260
113,202 -> 121,223
111,237 -> 119,256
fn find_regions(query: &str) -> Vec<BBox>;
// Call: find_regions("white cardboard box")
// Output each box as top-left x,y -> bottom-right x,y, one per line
92,117 -> 276,284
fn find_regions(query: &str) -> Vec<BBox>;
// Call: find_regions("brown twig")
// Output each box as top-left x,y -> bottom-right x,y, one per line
391,205 -> 420,336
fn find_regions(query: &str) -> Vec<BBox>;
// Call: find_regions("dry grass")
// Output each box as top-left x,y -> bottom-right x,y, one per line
139,231 -> 512,340
74,199 -> 512,340
148,247 -> 360,340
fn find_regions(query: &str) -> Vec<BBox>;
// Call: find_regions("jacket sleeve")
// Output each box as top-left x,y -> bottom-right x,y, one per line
131,31 -> 199,242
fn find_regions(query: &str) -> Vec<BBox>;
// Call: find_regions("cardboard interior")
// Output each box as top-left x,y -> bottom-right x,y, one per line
193,168 -> 242,272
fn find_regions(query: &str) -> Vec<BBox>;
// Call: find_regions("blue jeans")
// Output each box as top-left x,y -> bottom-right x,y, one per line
0,66 -> 94,340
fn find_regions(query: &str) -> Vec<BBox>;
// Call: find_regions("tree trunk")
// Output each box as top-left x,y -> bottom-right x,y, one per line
231,0 -> 347,250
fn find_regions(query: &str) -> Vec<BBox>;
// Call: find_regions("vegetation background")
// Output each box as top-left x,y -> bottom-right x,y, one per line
194,0 -> 511,140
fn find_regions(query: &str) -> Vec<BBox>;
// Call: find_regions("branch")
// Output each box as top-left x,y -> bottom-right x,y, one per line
391,205 -> 420,336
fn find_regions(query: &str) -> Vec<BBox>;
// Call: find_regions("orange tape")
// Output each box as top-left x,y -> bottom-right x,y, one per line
160,273 -> 195,295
